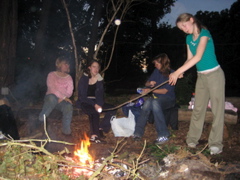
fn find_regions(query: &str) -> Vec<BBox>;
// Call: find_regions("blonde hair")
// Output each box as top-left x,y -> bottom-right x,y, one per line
55,56 -> 70,73
176,13 -> 206,33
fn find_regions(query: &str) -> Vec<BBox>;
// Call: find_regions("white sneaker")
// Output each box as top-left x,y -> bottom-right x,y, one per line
155,136 -> 169,145
210,146 -> 222,155
188,143 -> 197,148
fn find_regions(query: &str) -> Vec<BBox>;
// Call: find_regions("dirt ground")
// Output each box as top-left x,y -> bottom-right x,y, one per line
14,98 -> 240,179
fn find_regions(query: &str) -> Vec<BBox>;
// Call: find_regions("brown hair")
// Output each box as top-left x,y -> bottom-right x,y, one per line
175,13 -> 206,34
152,53 -> 171,77
85,60 -> 101,78
55,56 -> 70,73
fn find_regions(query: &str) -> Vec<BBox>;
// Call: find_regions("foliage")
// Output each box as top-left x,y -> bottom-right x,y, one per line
0,145 -> 69,179
175,73 -> 196,105
15,0 -> 176,94
148,144 -> 180,162
2,0 -> 240,104
0,137 -> 149,179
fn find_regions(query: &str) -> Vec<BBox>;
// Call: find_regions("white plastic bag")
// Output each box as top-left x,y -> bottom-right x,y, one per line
110,110 -> 136,137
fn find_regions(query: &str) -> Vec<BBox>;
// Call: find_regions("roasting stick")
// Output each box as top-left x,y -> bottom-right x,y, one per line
103,80 -> 169,111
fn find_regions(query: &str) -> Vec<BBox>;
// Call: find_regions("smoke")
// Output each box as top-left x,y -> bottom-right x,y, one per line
11,58 -> 50,106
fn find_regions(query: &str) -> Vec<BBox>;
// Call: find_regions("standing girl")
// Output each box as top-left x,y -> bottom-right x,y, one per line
169,13 -> 225,155
76,60 -> 116,143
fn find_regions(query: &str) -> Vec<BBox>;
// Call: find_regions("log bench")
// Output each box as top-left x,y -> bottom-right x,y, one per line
15,106 -> 238,124
12,98 -> 239,125
178,106 -> 238,124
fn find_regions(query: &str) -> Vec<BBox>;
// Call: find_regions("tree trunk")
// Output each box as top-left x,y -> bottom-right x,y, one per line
88,0 -> 103,62
0,0 -> 18,88
29,0 -> 52,101
33,0 -> 52,69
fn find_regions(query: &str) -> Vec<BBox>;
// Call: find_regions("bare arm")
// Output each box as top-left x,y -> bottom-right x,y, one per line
169,36 -> 208,85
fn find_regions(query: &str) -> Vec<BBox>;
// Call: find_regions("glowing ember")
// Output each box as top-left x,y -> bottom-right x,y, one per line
74,133 -> 93,166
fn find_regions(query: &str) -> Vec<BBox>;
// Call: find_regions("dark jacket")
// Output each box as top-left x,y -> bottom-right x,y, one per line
76,73 -> 104,108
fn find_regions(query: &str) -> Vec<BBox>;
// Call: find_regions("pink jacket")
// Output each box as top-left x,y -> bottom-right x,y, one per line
46,71 -> 73,99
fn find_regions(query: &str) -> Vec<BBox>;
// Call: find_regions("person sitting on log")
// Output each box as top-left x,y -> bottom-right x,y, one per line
38,56 -> 74,135
76,60 -> 116,143
133,53 -> 176,145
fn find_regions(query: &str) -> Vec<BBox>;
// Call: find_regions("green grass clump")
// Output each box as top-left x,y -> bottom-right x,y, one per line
148,144 -> 180,162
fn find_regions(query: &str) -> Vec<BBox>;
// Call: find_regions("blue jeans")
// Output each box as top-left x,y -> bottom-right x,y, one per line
122,105 -> 142,123
39,94 -> 73,135
134,96 -> 175,138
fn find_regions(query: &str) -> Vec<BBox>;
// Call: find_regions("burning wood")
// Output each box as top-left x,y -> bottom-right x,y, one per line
59,137 -> 148,179
74,133 -> 93,166
62,133 -> 95,177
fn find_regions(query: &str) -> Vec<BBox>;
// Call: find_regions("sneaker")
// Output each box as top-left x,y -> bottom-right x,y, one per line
188,143 -> 197,148
99,130 -> 106,139
210,146 -> 222,155
90,136 -> 106,144
133,136 -> 141,141
154,136 -> 169,145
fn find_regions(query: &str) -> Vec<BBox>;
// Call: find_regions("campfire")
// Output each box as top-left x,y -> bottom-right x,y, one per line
63,133 -> 95,178
61,133 -> 131,179
74,133 -> 93,166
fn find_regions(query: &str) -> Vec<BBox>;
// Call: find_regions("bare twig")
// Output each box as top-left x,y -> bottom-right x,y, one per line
89,153 -> 115,180
193,143 -> 209,156
58,164 -> 96,172
156,144 -> 169,154
112,158 -> 150,168
115,139 -> 128,154
93,1 -> 123,60
61,0 -> 80,99
43,114 -> 50,140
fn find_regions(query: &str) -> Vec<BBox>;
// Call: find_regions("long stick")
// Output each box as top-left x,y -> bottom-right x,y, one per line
103,80 -> 169,111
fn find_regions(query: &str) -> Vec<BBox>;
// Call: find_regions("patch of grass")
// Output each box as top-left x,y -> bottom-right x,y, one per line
148,144 -> 180,162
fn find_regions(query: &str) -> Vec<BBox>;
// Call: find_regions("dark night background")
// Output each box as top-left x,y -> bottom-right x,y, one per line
0,0 -> 240,106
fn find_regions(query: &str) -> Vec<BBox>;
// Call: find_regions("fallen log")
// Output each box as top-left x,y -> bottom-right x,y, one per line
178,107 -> 238,124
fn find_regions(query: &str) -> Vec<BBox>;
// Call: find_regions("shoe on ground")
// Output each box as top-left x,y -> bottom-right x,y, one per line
154,136 -> 169,145
188,143 -> 197,148
132,135 -> 141,141
99,129 -> 106,139
90,136 -> 106,144
210,146 -> 222,155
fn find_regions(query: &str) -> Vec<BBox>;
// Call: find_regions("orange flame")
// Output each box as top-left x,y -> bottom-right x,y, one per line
74,133 -> 93,166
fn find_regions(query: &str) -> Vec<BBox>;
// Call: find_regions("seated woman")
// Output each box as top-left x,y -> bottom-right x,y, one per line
39,56 -> 74,135
133,53 -> 176,145
76,60 -> 116,143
